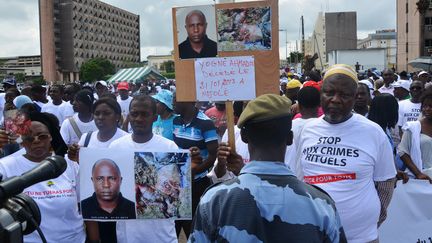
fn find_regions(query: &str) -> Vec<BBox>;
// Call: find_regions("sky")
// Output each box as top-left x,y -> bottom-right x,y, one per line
0,0 -> 396,61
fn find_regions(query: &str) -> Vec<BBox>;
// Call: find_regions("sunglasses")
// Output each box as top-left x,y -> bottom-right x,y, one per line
22,134 -> 50,143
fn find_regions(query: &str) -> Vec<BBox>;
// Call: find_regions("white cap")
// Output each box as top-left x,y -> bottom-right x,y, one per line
392,80 -> 411,92
419,71 -> 429,77
95,80 -> 107,87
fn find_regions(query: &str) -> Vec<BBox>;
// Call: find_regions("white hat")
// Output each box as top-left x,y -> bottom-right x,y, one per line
419,71 -> 429,77
359,79 -> 374,91
95,80 -> 107,87
392,80 -> 411,92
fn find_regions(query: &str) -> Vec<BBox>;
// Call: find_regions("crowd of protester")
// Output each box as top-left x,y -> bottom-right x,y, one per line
0,65 -> 430,242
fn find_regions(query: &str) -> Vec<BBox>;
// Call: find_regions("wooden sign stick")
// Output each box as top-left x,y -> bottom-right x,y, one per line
225,101 -> 236,152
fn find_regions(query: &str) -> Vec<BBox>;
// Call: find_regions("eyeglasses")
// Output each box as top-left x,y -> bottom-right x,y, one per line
22,134 -> 50,143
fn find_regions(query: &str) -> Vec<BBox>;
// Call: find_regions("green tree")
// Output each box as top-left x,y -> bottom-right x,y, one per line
32,77 -> 46,85
161,60 -> 175,73
289,52 -> 304,64
80,58 -> 115,82
14,73 -> 26,83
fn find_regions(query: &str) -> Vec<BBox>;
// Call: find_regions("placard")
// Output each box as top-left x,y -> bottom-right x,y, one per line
379,180 -> 432,242
195,56 -> 256,101
79,148 -> 192,221
172,0 -> 279,101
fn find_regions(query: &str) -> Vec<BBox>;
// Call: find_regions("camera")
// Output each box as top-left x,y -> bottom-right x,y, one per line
0,173 -> 42,243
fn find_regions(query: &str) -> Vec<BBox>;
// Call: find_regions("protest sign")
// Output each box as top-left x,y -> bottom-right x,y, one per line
195,56 -> 256,101
379,180 -> 432,242
79,148 -> 192,221
172,0 -> 279,102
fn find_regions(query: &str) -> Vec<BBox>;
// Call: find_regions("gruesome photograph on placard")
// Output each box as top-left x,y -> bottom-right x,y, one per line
134,151 -> 192,219
217,6 -> 271,51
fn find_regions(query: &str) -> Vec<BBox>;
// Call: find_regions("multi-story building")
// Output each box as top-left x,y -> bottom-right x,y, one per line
39,0 -> 140,82
358,30 -> 397,69
396,0 -> 432,72
306,11 -> 357,70
0,55 -> 42,81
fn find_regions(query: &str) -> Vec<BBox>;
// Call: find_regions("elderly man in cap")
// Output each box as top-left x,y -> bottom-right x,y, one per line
190,94 -> 346,242
296,64 -> 396,243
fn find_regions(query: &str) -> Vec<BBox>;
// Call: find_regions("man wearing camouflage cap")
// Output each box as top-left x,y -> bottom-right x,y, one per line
190,94 -> 346,242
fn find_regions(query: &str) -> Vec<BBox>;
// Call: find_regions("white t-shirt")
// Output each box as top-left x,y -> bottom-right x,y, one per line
60,101 -> 75,121
0,93 -> 5,122
397,99 -> 421,128
0,155 -> 85,243
34,100 -> 47,110
78,128 -> 128,148
378,85 -> 394,95
41,100 -> 65,124
297,114 -> 396,243
109,134 -> 178,243
117,96 -> 133,117
60,113 -> 97,145
286,117 -> 318,179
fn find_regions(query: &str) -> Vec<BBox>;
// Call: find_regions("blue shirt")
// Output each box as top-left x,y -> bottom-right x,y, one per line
152,114 -> 177,141
173,111 -> 218,180
189,161 -> 347,243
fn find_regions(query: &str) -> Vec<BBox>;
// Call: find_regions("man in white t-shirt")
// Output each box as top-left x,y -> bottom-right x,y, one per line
296,64 -> 396,243
398,80 -> 424,138
41,84 -> 65,124
116,81 -> 132,117
61,83 -> 81,120
378,69 -> 396,95
109,94 -> 178,243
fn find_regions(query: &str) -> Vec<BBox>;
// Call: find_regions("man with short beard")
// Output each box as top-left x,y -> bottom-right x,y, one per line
297,64 -> 396,243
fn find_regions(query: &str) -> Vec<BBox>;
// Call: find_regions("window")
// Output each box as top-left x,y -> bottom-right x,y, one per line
406,2 -> 408,13
406,22 -> 409,33
406,42 -> 408,53
425,39 -> 432,47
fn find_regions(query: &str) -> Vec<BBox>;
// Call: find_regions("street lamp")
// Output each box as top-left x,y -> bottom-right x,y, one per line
279,29 -> 288,64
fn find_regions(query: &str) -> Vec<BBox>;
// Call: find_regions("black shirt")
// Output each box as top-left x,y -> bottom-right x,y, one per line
178,35 -> 217,59
81,192 -> 136,220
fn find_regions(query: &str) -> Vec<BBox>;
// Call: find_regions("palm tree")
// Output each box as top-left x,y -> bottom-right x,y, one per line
417,0 -> 430,56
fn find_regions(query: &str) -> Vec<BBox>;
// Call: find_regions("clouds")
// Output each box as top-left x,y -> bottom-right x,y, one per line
0,0 -> 395,60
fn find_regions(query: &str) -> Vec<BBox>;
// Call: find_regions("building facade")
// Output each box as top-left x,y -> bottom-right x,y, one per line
306,12 -> 357,70
0,55 -> 42,82
396,0 -> 432,72
39,0 -> 140,82
147,54 -> 174,72
358,30 -> 397,69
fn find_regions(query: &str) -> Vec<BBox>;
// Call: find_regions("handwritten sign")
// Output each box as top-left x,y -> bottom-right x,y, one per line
194,56 -> 256,101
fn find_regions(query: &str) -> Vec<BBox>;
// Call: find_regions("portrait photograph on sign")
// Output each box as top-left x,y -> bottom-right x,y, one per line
79,148 -> 136,220
217,6 -> 271,51
134,151 -> 192,219
175,5 -> 217,59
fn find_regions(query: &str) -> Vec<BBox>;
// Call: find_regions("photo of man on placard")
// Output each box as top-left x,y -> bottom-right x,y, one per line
81,158 -> 136,220
177,6 -> 217,59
